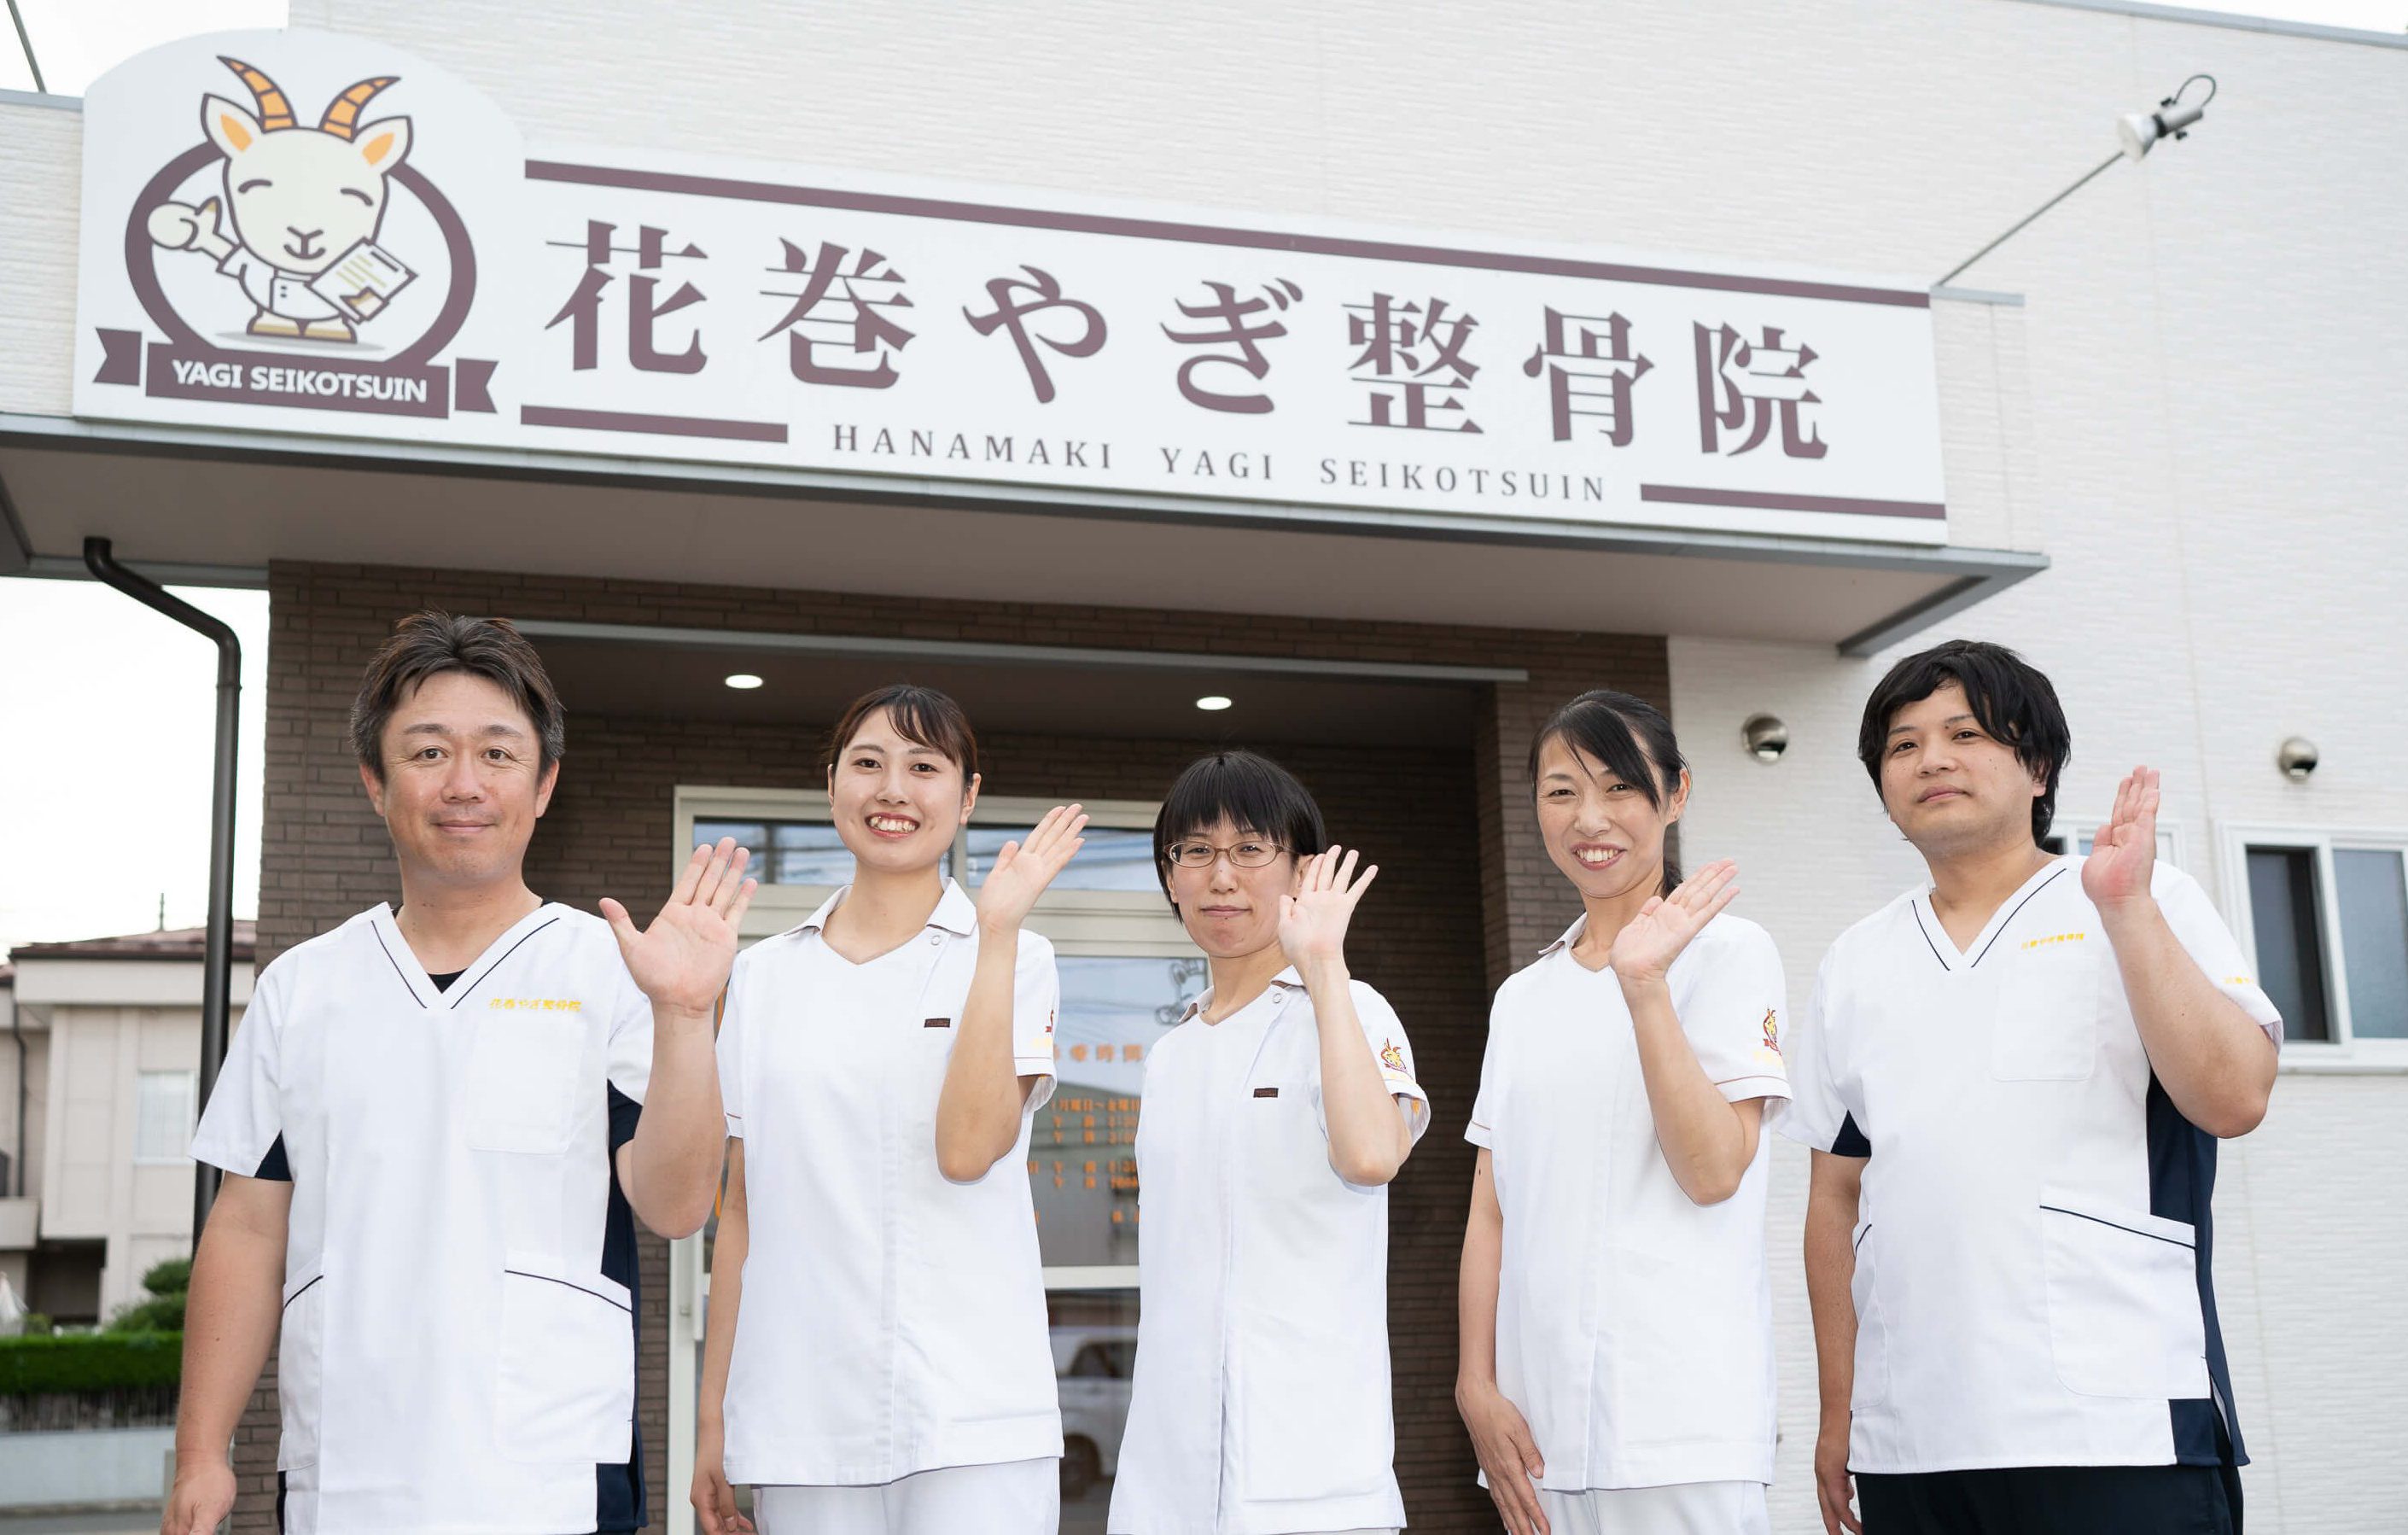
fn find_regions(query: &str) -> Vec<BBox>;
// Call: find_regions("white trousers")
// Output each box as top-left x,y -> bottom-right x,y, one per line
1533,1481 -> 1770,1535
752,1456 -> 1058,1535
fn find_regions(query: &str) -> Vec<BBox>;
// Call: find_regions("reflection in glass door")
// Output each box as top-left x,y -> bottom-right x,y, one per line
1036,954 -> 1200,1532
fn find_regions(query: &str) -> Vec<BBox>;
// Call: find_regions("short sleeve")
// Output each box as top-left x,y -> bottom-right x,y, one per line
1673,921 -> 1792,1119
1012,932 -> 1062,1116
1317,981 -> 1430,1145
1780,950 -> 1868,1156
1465,986 -> 1509,1151
190,966 -> 286,1178
716,954 -> 750,1139
2154,865 -> 2284,1047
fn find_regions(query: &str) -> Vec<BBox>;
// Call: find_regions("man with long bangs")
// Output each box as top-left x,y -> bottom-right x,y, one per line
166,612 -> 746,1535
1788,639 -> 2277,1535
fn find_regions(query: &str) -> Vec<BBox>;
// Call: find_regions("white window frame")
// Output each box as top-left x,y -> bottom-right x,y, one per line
2217,822 -> 2408,1072
131,1069 -> 197,1165
2040,815 -> 2186,871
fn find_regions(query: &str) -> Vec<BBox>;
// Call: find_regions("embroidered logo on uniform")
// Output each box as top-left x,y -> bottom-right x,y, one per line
1379,1040 -> 1409,1075
1253,1087 -> 1280,1098
924,1017 -> 952,1029
1760,1007 -> 1781,1055
2020,931 -> 2088,950
488,997 -> 582,1012
1044,1008 -> 1056,1035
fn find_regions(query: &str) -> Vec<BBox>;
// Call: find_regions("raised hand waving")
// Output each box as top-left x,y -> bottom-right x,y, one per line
973,804 -> 1090,931
2081,766 -> 2160,910
602,837 -> 756,1017
1279,845 -> 1379,972
1606,858 -> 1740,986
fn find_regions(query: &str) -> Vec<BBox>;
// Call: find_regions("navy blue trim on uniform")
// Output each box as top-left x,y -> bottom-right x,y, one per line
2146,1071 -> 2248,1467
1969,867 -> 2067,967
1832,1112 -> 1873,1159
448,916 -> 562,1008
276,1469 -> 288,1532
369,923 -> 427,1008
254,1133 -> 293,1182
501,1269 -> 633,1315
596,1083 -> 647,1532
1909,902 -> 1950,970
280,1274 -> 323,1311
2038,1204 -> 2195,1250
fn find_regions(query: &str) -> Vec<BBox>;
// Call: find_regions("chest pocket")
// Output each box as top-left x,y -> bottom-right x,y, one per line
1988,948 -> 2102,1082
464,1005 -> 592,1154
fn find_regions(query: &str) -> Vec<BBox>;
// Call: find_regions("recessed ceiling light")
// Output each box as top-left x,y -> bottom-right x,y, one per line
724,674 -> 764,691
1195,695 -> 1233,711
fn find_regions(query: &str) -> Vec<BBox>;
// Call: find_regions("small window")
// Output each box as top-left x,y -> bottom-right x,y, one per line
2247,846 -> 2330,1042
133,1071 -> 196,1163
2230,831 -> 2408,1052
2335,849 -> 2408,1040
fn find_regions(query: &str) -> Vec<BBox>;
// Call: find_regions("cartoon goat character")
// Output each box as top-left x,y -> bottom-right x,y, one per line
146,57 -> 414,343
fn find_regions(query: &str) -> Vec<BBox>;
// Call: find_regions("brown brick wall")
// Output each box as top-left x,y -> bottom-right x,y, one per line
250,558 -> 1666,1532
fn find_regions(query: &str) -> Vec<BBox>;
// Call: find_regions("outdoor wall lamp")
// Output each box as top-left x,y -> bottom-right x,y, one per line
1936,74 -> 2216,289
2278,737 -> 2318,781
1742,715 -> 1789,764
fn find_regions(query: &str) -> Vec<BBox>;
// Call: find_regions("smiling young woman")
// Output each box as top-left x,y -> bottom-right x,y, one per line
1456,690 -> 1789,1535
692,683 -> 1087,1535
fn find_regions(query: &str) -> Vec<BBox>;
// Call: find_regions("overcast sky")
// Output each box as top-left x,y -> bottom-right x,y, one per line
2,0 -> 2401,955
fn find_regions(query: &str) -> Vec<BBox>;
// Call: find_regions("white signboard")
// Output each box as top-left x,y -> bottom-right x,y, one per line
75,29 -> 1950,544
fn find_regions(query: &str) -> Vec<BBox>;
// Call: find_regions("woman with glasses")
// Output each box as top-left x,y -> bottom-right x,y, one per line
692,684 -> 1087,1535
1456,691 -> 1788,1535
1108,749 -> 1428,1535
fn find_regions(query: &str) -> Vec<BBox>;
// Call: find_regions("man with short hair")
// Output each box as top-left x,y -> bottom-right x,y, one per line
1789,639 -> 2278,1535
166,612 -> 749,1535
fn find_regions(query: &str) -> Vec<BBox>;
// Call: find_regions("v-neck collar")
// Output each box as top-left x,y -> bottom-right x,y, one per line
369,900 -> 563,1010
1910,856 -> 2072,972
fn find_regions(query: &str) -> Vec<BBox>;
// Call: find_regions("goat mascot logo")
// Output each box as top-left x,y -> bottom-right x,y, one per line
81,32 -> 508,423
147,58 -> 417,343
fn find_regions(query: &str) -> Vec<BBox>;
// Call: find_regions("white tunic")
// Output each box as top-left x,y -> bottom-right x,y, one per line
716,880 -> 1063,1486
1108,969 -> 1428,1535
1467,912 -> 1790,1491
189,902 -> 656,1534
1779,856 -> 2283,1475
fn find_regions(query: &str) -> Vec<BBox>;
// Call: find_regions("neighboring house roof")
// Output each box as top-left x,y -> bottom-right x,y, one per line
9,922 -> 259,965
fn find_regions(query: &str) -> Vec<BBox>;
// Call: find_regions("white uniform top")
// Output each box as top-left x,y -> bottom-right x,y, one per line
716,880 -> 1063,1486
1466,912 -> 1791,1492
1108,970 -> 1430,1535
1779,856 -> 2283,1475
189,902 -> 656,1535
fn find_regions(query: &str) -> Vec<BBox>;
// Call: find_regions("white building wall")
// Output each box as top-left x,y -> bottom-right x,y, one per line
1652,9 -> 2407,1528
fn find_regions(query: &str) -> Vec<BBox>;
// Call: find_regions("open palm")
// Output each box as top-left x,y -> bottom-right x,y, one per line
1279,846 -> 1379,969
974,804 -> 1089,929
2082,767 -> 2160,909
1606,859 -> 1740,984
602,838 -> 756,1015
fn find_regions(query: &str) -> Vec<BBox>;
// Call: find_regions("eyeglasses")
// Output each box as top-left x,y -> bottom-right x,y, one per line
1164,838 -> 1289,870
